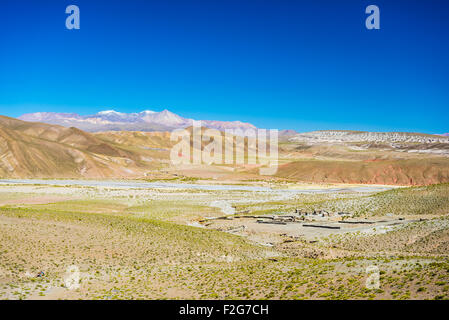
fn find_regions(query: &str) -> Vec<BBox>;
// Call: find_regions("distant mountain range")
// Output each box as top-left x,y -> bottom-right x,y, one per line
18,109 -> 257,132
15,109 -> 449,145
2,115 -> 449,184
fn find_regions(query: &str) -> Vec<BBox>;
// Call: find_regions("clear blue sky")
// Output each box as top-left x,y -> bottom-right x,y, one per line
0,0 -> 448,133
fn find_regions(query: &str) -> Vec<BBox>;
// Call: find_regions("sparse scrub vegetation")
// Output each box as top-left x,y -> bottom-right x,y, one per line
0,182 -> 448,299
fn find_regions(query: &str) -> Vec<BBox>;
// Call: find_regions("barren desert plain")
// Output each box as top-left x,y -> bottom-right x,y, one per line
0,178 -> 448,300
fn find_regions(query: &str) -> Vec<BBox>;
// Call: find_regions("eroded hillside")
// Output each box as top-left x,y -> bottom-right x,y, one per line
0,116 -> 162,178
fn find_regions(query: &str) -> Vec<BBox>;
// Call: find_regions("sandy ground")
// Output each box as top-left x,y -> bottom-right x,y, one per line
0,195 -> 79,206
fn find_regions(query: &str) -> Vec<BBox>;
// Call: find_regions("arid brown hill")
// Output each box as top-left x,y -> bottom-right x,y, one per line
275,159 -> 449,186
0,115 -> 161,178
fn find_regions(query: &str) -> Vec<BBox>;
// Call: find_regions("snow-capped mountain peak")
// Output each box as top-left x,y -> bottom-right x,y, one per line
139,110 -> 156,115
144,109 -> 189,126
91,110 -> 136,123
97,110 -> 122,115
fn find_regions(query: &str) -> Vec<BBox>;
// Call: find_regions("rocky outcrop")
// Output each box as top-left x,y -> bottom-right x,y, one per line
290,130 -> 449,144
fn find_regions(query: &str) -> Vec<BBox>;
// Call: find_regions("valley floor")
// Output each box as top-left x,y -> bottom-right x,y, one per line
0,180 -> 448,300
